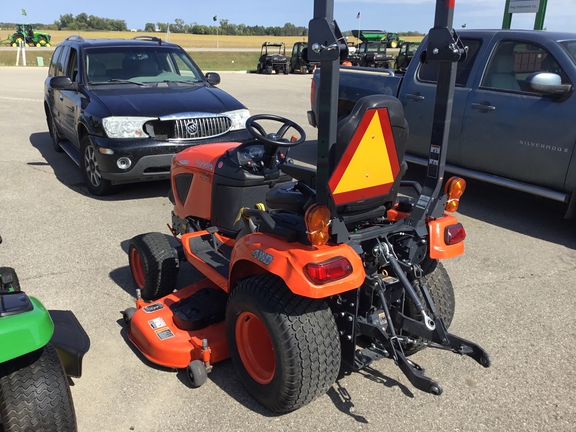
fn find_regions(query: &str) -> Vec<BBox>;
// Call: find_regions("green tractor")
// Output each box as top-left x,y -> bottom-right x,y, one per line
384,32 -> 404,49
0,236 -> 89,431
8,23 -> 51,47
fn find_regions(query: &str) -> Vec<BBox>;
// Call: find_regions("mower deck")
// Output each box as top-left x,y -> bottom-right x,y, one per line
128,279 -> 230,369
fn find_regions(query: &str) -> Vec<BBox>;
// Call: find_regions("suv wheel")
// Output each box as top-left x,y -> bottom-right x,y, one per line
80,135 -> 113,196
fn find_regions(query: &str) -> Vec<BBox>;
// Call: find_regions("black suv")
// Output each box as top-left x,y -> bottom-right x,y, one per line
44,35 -> 251,195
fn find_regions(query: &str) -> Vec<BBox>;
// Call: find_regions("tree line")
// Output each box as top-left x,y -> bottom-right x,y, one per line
2,13 -> 423,37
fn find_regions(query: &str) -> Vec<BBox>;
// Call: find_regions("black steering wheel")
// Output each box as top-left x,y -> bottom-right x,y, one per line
245,114 -> 306,170
246,114 -> 305,146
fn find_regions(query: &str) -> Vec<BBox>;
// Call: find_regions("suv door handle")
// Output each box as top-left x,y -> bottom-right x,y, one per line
471,102 -> 496,111
406,93 -> 425,101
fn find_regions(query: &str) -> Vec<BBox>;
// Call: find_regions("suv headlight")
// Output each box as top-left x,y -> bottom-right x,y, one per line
223,109 -> 250,131
103,117 -> 156,139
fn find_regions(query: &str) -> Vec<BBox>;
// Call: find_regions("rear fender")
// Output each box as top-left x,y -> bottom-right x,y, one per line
0,295 -> 54,364
230,232 -> 365,299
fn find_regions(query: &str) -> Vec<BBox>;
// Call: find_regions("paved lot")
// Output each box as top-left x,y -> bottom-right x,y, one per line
1,66 -> 575,432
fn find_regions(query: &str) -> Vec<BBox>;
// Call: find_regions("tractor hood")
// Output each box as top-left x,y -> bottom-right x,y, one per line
90,84 -> 246,118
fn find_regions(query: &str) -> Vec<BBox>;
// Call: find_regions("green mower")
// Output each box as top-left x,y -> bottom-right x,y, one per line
0,235 -> 89,431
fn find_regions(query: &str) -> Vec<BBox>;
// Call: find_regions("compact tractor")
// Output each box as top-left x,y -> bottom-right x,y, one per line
257,42 -> 289,74
7,23 -> 51,47
123,0 -> 490,414
0,236 -> 89,431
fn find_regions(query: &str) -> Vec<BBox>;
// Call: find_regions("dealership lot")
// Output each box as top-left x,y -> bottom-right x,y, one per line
1,66 -> 575,431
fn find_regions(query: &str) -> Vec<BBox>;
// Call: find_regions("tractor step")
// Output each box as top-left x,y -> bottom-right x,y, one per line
188,233 -> 232,278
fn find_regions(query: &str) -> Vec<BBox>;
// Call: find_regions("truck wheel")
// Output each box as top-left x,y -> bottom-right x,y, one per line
402,259 -> 455,356
186,360 -> 207,388
226,273 -> 341,413
0,267 -> 20,291
80,135 -> 113,196
0,344 -> 77,432
48,112 -> 64,152
128,232 -> 179,300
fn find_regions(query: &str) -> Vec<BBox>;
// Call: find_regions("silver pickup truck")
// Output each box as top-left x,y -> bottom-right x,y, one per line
309,29 -> 576,217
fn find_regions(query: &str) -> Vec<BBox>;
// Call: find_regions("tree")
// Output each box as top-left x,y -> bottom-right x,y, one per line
144,23 -> 156,32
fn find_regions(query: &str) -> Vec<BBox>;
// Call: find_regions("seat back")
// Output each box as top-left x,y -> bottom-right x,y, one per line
486,55 -> 520,91
138,59 -> 159,76
328,94 -> 408,225
88,61 -> 109,83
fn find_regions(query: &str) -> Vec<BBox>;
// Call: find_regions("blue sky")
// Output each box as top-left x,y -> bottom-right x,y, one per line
7,1 -> 575,34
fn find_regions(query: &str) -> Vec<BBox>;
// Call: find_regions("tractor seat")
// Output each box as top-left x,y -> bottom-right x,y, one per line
266,94 -> 408,225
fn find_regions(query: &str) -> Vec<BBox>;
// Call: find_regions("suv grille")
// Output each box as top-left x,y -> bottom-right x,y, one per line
149,115 -> 232,141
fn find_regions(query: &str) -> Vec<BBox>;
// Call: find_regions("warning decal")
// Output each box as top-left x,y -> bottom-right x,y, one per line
328,108 -> 400,206
148,317 -> 167,330
155,328 -> 175,341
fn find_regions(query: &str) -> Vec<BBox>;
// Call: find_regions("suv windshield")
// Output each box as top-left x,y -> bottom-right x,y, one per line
85,46 -> 204,85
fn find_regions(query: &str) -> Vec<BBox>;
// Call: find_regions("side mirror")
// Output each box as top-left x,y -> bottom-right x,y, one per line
205,72 -> 221,86
50,76 -> 77,91
525,72 -> 572,99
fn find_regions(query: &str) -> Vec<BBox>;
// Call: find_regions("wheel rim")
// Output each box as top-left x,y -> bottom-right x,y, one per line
235,311 -> 275,384
129,248 -> 145,289
84,144 -> 102,187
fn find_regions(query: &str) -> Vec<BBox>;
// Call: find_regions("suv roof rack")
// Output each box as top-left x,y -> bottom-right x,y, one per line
132,36 -> 162,45
65,35 -> 85,42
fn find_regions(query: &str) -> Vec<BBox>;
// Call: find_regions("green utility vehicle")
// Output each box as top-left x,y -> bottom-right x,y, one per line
7,23 -> 51,47
0,236 -> 89,431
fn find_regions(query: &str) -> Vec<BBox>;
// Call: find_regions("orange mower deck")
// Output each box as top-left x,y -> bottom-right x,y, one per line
128,279 -> 230,369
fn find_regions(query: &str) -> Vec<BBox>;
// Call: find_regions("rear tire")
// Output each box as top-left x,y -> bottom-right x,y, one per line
0,267 -> 20,291
48,112 -> 64,152
0,344 -> 77,432
226,274 -> 340,413
402,259 -> 455,356
128,232 -> 179,300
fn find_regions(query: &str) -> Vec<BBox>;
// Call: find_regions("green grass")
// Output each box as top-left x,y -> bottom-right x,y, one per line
0,48 -> 260,71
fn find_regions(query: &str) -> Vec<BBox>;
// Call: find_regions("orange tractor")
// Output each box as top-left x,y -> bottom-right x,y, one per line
123,0 -> 490,413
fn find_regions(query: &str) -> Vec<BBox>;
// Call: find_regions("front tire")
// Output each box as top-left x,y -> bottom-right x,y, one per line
402,259 -> 455,356
128,232 -> 179,300
226,274 -> 340,413
0,344 -> 77,432
80,135 -> 113,196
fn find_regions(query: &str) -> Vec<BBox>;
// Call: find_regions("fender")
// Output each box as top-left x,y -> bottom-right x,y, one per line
230,232 -> 365,299
428,213 -> 465,259
0,295 -> 54,363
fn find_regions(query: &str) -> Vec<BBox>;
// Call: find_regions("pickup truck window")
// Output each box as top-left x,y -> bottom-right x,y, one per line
417,38 -> 482,86
481,40 -> 570,91
559,40 -> 576,66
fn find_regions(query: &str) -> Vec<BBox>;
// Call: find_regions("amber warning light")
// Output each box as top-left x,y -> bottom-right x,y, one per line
444,176 -> 466,212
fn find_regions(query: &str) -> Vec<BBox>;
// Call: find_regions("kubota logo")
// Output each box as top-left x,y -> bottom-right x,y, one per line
196,159 -> 214,171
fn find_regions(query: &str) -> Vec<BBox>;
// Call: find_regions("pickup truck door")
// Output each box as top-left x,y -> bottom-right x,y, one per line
399,38 -> 483,165
460,38 -> 576,192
